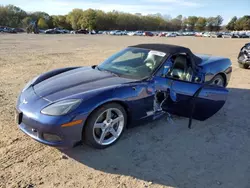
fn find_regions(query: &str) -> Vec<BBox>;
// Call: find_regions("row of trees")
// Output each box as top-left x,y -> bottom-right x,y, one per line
226,16 -> 250,31
0,4 -> 250,31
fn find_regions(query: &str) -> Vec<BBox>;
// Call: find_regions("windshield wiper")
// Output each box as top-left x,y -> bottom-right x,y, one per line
95,66 -> 120,77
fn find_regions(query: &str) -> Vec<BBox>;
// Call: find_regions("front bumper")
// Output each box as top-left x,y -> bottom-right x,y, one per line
16,88 -> 87,148
238,59 -> 250,65
238,54 -> 250,65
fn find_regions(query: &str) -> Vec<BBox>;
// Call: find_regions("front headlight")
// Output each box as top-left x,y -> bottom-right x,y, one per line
41,99 -> 82,116
22,76 -> 39,92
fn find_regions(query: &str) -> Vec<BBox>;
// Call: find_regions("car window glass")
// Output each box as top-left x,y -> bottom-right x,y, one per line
112,51 -> 143,63
98,47 -> 166,79
165,54 -> 193,82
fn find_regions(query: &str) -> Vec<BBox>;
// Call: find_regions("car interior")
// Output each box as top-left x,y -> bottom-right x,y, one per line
110,50 -> 164,78
167,53 -> 193,82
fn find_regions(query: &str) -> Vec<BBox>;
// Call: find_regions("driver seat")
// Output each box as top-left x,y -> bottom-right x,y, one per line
170,55 -> 187,80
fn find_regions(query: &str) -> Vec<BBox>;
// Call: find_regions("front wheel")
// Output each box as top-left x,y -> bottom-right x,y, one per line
84,103 -> 127,149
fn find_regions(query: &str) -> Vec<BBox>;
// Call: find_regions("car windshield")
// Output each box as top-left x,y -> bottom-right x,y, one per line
97,47 -> 166,79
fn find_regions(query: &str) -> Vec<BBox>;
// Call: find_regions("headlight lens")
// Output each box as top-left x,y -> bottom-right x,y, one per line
22,76 -> 39,92
41,99 -> 82,116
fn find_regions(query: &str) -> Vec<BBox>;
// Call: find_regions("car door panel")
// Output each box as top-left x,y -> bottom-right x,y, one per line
161,80 -> 200,117
154,77 -> 228,121
192,85 -> 228,120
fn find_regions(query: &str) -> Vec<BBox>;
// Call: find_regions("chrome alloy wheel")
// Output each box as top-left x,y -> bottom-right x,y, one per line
212,77 -> 224,87
93,108 -> 125,145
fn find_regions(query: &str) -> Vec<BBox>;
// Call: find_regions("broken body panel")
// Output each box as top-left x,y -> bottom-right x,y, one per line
151,76 -> 228,127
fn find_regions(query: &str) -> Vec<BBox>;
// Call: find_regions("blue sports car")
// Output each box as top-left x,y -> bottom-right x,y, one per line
16,44 -> 232,149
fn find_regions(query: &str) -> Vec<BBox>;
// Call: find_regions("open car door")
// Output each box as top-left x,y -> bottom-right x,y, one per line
161,80 -> 228,127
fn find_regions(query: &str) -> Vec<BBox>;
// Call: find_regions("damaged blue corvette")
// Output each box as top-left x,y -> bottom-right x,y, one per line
16,44 -> 232,149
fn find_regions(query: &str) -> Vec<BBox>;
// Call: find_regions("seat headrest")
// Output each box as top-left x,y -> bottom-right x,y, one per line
144,53 -> 157,63
174,55 -> 187,66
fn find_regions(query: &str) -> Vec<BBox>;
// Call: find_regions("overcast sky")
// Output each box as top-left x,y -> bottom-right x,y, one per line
1,0 -> 249,24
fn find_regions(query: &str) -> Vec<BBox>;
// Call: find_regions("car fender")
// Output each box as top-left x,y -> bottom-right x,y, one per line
71,82 -> 153,128
201,58 -> 232,84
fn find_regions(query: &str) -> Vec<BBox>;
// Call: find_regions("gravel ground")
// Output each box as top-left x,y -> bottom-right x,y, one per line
0,34 -> 250,188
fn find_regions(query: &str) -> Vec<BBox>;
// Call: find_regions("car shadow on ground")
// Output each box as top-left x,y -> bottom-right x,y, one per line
61,87 -> 250,188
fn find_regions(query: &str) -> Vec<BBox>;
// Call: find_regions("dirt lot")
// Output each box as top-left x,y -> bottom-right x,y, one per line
0,34 -> 250,188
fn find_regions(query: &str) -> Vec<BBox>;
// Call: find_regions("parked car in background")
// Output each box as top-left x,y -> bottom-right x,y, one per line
39,29 -> 45,34
158,32 -> 166,37
176,32 -> 183,36
45,28 -> 63,34
222,32 -> 233,38
143,31 -> 154,36
74,29 -> 89,34
216,32 -> 223,38
238,33 -> 250,38
110,30 -> 124,35
128,31 -> 144,36
13,28 -> 25,33
202,32 -> 211,37
183,32 -> 195,36
166,33 -> 177,37
102,31 -> 109,35
61,29 -> 70,34
210,32 -> 223,38
4,27 -> 17,33
195,32 -> 204,37
238,42 -> 250,69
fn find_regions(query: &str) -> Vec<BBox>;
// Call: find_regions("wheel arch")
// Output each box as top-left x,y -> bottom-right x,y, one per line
81,100 -> 131,139
218,72 -> 227,86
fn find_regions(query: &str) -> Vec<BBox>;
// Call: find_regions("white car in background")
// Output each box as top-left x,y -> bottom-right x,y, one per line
110,30 -> 123,35
202,32 -> 211,37
166,33 -> 177,37
127,31 -> 144,36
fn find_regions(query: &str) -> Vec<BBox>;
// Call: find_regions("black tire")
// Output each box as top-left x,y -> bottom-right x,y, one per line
238,63 -> 249,69
83,103 -> 127,149
211,74 -> 225,87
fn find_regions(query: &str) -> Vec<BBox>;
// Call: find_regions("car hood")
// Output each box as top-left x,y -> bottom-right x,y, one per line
33,66 -> 136,101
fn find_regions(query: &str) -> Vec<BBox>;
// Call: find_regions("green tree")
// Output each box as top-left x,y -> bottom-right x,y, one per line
186,16 -> 198,31
38,17 -> 48,29
1,4 -> 250,32
67,9 -> 84,29
0,5 -> 27,27
80,9 -> 97,30
170,15 -> 182,31
52,15 -> 71,29
235,16 -> 250,30
226,16 -> 237,31
195,17 -> 207,31
213,15 -> 223,31
181,17 -> 188,31
206,16 -> 223,31
0,5 -> 9,26
22,16 -> 32,27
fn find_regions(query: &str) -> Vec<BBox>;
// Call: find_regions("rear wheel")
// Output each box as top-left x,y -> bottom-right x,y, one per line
238,63 -> 249,69
211,74 -> 225,87
84,103 -> 127,149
